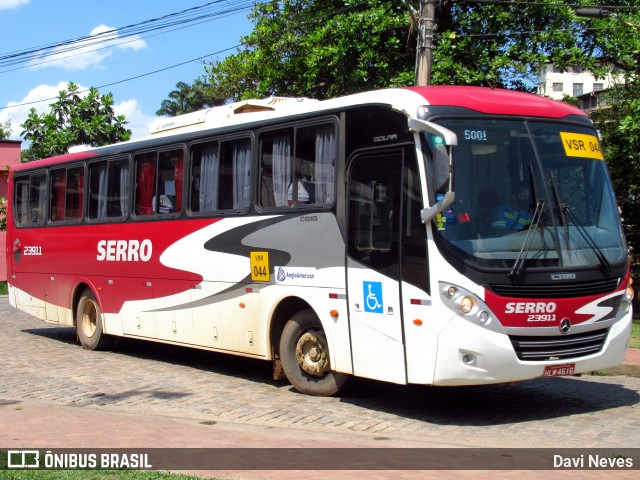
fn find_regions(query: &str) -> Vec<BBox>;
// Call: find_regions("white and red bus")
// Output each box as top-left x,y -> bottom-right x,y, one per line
6,86 -> 633,396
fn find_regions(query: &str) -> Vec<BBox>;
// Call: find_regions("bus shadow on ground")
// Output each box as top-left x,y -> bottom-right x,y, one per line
21,326 -> 278,387
339,375 -> 640,426
22,326 -> 639,426
22,326 -> 79,345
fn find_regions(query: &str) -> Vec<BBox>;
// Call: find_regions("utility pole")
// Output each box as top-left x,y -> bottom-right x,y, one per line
406,0 -> 437,86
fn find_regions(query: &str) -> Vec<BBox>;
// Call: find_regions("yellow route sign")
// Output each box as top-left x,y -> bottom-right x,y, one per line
250,251 -> 270,282
560,132 -> 604,160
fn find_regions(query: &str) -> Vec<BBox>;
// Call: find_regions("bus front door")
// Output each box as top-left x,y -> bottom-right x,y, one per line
346,150 -> 408,384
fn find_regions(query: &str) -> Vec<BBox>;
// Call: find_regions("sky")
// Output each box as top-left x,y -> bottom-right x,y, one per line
0,0 -> 255,142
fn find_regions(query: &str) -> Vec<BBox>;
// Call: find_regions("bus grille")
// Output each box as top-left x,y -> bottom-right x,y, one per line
490,278 -> 620,298
509,328 -> 609,361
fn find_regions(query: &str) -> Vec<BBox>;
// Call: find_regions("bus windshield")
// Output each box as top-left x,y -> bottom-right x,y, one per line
428,118 -> 626,271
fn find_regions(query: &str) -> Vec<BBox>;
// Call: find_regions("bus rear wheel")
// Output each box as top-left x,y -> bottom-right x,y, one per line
280,309 -> 348,396
76,288 -> 113,351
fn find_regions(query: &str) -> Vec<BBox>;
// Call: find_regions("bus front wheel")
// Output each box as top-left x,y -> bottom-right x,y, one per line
280,310 -> 348,396
76,288 -> 113,351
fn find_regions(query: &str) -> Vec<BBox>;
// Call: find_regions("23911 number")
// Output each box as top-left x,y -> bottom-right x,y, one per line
23,246 -> 42,256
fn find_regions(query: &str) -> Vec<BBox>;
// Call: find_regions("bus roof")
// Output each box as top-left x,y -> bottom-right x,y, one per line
11,86 -> 587,171
10,151 -> 98,173
405,86 -> 586,118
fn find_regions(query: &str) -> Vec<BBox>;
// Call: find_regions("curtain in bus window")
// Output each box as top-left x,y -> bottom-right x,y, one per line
31,174 -> 46,224
88,163 -> 108,220
65,168 -> 84,220
233,139 -> 251,209
272,134 -> 292,207
199,145 -> 219,212
117,162 -> 129,217
136,157 -> 155,215
174,154 -> 183,212
314,125 -> 336,204
97,166 -> 108,219
50,170 -> 66,221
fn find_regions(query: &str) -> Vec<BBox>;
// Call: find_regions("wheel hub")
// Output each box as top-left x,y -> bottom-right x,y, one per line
295,331 -> 330,377
81,301 -> 97,337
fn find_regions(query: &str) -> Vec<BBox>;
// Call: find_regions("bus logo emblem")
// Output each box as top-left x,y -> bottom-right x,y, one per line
559,318 -> 572,334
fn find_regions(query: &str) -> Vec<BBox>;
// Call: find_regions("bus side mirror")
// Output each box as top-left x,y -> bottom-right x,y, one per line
408,119 -> 457,224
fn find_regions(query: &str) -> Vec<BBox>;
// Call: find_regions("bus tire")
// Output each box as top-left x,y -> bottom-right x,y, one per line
280,309 -> 349,396
76,288 -> 113,351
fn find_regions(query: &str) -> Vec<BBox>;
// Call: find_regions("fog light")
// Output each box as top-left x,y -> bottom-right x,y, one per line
478,310 -> 489,324
447,286 -> 457,298
462,353 -> 476,366
460,296 -> 475,314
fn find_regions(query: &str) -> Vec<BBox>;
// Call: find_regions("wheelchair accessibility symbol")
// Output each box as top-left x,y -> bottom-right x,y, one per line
363,281 -> 383,313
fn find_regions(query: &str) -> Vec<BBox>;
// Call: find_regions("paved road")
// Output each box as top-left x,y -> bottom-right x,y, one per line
1,298 -> 638,478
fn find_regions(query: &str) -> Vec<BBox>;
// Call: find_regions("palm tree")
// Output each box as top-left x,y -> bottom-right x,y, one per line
156,79 -> 224,116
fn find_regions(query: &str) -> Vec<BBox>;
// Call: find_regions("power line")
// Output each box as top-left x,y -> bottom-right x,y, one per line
0,46 -> 240,112
0,0 -> 257,70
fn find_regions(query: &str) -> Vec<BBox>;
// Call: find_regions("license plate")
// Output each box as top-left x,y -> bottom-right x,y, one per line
543,363 -> 575,377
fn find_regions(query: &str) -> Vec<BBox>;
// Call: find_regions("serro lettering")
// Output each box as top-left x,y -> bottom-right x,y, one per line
505,302 -> 556,314
97,239 -> 153,262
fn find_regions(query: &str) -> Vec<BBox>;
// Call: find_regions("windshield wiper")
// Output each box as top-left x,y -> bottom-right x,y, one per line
509,199 -> 545,277
547,172 -> 610,273
548,172 -> 571,252
563,205 -> 611,273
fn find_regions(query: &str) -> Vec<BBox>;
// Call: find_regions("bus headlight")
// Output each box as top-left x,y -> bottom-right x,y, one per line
439,282 -> 505,334
621,286 -> 635,314
459,296 -> 475,314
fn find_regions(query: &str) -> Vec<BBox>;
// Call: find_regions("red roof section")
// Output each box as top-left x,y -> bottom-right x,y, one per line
10,151 -> 98,172
405,86 -> 586,119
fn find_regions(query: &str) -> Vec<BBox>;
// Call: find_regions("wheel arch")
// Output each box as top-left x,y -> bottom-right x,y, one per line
268,295 -> 314,359
71,281 -> 100,327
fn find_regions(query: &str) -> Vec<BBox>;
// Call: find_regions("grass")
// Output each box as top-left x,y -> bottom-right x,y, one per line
0,282 -> 7,296
630,319 -> 640,349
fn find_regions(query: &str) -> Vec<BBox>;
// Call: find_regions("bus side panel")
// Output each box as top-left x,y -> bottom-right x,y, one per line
12,274 -> 46,321
402,281 -> 441,385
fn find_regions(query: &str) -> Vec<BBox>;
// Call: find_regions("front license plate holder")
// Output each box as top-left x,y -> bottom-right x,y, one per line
543,363 -> 575,377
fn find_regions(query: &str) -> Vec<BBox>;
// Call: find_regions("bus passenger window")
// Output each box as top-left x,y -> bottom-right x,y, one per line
14,173 -> 46,226
259,123 -> 335,209
88,159 -> 129,220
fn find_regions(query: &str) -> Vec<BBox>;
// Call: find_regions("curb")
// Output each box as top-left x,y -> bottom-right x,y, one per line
602,364 -> 640,377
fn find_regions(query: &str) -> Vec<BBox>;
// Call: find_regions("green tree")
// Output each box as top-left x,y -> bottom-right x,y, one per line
156,78 -> 223,116
0,120 -> 11,140
205,0 -> 640,100
20,82 -> 131,162
590,80 -> 640,275
206,0 -> 413,100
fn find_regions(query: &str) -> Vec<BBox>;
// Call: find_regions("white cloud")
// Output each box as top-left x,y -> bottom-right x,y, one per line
29,24 -> 147,71
0,82 -> 74,140
0,83 -> 156,142
114,98 -> 158,141
0,0 -> 29,10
